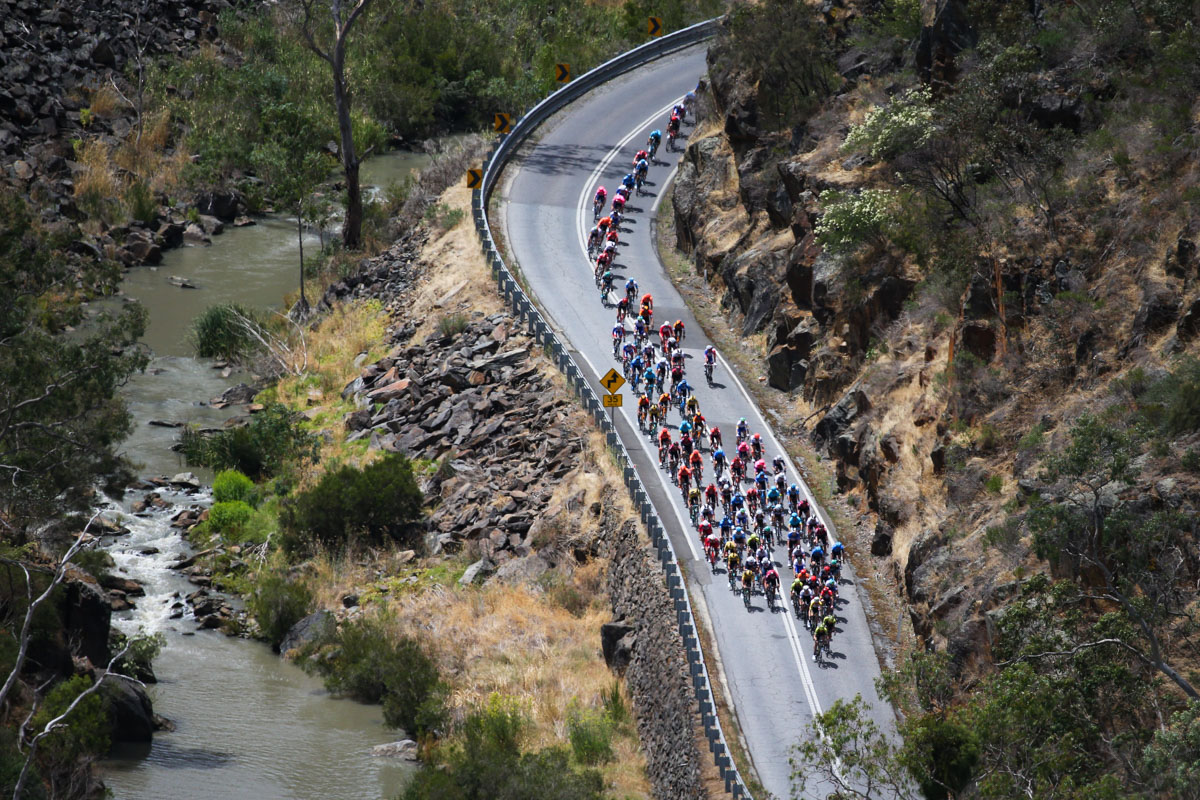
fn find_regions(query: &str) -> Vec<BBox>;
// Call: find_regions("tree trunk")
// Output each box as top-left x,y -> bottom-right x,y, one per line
332,43 -> 362,250
297,209 -> 307,311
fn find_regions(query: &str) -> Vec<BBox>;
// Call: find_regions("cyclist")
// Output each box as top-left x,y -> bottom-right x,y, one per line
611,192 -> 626,213
704,482 -> 719,509
641,293 -> 654,311
726,549 -> 741,589
763,566 -> 780,606
732,525 -> 747,554
813,620 -> 831,661
587,225 -> 602,255
718,513 -> 734,541
673,319 -> 685,344
688,485 -> 702,518
637,394 -> 650,429
621,172 -> 636,193
773,455 -> 786,475
688,448 -> 704,481
647,129 -> 662,159
709,425 -> 722,450
741,565 -> 755,602
703,345 -> 716,382
633,148 -> 650,168
788,484 -> 802,512
711,447 -> 726,477
750,432 -> 764,460
593,186 -> 607,218
667,113 -> 680,149
600,269 -> 614,297
615,295 -> 630,322
736,417 -> 750,443
683,89 -> 696,120
678,464 -> 692,494
635,158 -> 649,193
704,531 -> 722,567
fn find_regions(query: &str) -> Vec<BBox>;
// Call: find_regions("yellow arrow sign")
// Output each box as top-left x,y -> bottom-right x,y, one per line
600,368 -> 625,394
493,113 -> 513,134
602,393 -> 623,408
555,63 -> 571,83
647,16 -> 663,37
465,168 -> 482,189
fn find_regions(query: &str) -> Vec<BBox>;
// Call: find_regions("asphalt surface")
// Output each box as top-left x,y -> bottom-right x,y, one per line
498,45 -> 894,799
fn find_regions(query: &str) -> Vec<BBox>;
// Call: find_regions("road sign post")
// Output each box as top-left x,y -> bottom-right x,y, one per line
493,113 -> 513,134
600,368 -> 625,427
647,16 -> 663,37
555,63 -> 571,83
465,168 -> 482,189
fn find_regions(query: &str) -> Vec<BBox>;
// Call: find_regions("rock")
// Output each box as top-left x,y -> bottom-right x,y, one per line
170,472 -> 201,489
100,575 -> 145,597
766,343 -> 807,392
157,222 -> 185,249
12,160 -> 34,181
1165,236 -> 1197,278
491,554 -> 550,584
147,419 -> 182,428
194,190 -> 243,222
812,388 -> 870,450
960,320 -> 997,362
930,442 -> 946,475
916,0 -> 977,86
1177,297 -> 1200,341
372,739 -> 419,760
871,522 -> 893,557
167,275 -> 197,289
458,557 -> 495,586
213,383 -> 257,406
108,590 -> 135,611
278,610 -> 334,656
183,223 -> 210,245
600,620 -> 635,673
1132,283 -> 1178,338
62,579 -> 112,669
102,678 -> 155,743
367,378 -> 412,403
126,238 -> 162,265
342,593 -> 359,609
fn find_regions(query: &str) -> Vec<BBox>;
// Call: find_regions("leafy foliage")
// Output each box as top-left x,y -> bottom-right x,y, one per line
180,403 -> 318,479
842,87 -> 934,162
190,303 -> 261,362
402,695 -> 604,800
814,189 -> 899,255
279,453 -> 424,553
302,615 -> 445,736
716,0 -> 839,128
212,469 -> 255,504
248,570 -> 312,650
0,191 -> 148,533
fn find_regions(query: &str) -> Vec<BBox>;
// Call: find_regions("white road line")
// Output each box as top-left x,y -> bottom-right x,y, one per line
575,98 -> 684,265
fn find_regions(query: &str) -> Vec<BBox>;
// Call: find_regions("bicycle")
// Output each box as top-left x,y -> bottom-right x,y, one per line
742,584 -> 752,610
593,195 -> 604,221
707,546 -> 719,574
766,584 -> 777,613
704,361 -> 713,384
635,173 -> 644,196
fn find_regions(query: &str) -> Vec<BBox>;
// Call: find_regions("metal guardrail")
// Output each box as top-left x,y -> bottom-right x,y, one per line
469,18 -> 754,800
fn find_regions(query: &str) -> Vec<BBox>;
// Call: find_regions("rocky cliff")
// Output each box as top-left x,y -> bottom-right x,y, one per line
670,0 -> 1200,676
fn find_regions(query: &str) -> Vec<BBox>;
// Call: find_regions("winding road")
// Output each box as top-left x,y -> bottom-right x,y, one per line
497,44 -> 894,799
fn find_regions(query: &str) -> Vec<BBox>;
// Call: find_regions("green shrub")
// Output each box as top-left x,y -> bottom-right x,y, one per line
189,302 -> 261,362
212,469 -> 254,504
180,403 -> 318,479
248,571 -> 312,650
437,312 -> 470,338
1018,424 -> 1045,451
984,474 -> 1004,495
280,453 -> 423,554
206,500 -> 254,535
124,180 -> 158,225
1182,448 -> 1200,473
1140,357 -> 1200,435
423,202 -> 465,231
566,703 -> 614,765
304,616 -> 445,735
842,87 -> 934,161
815,189 -> 899,255
402,696 -> 604,800
33,675 -> 110,774
73,549 -> 115,581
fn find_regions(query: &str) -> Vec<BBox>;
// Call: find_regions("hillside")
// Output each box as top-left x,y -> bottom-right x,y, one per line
668,0 -> 1200,794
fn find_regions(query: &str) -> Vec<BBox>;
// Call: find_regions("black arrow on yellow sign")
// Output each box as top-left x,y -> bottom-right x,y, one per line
465,168 -> 482,189
647,16 -> 663,37
555,63 -> 571,83
493,113 -> 513,134
600,368 -> 625,394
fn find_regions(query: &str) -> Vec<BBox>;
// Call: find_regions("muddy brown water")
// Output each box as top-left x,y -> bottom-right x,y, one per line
98,151 -> 429,800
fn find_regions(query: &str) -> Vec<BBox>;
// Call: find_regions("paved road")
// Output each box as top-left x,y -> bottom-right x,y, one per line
498,45 -> 893,799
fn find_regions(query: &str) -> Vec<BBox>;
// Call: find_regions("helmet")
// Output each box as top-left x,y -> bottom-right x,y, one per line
597,186 -> 606,194
739,417 -> 746,424
676,319 -> 684,326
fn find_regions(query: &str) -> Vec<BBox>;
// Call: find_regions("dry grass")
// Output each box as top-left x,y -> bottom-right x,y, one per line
87,84 -> 126,117
73,139 -> 122,221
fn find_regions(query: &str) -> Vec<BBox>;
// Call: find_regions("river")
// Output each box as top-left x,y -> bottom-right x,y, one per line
97,151 -> 430,800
